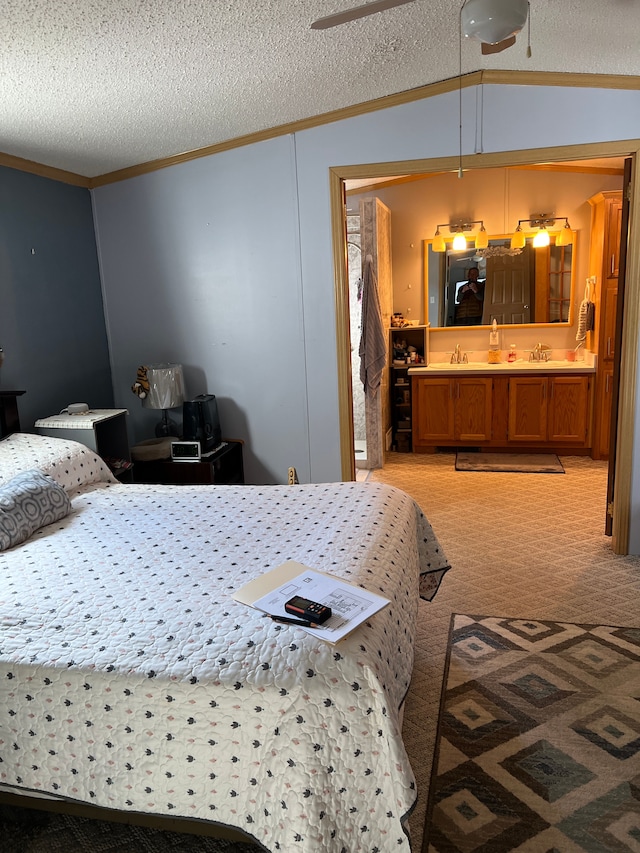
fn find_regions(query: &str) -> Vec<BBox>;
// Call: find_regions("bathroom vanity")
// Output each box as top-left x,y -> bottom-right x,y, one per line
409,359 -> 596,453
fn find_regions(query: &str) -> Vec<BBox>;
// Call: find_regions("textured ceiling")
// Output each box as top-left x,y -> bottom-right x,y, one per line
2,0 -> 639,178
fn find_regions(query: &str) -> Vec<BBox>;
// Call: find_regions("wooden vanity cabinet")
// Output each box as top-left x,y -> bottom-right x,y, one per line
412,372 -> 593,451
508,374 -> 592,445
507,377 -> 548,442
412,376 -> 492,446
547,375 -> 592,444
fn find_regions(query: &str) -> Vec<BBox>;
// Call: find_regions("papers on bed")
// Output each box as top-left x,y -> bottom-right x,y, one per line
233,560 -> 390,643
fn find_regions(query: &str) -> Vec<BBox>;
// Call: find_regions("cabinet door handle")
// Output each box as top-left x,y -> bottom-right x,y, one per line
605,373 -> 611,394
607,337 -> 612,357
611,254 -> 616,276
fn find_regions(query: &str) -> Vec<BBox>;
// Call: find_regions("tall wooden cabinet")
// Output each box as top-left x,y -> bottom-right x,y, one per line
588,190 -> 623,459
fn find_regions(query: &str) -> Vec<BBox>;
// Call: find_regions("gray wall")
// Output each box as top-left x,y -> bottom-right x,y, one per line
92,81 -> 640,541
92,137 -> 308,485
0,166 -> 112,433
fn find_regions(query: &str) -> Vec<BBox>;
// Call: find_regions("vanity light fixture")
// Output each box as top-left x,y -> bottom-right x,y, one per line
433,227 -> 446,253
452,232 -> 467,251
431,220 -> 487,253
510,214 -> 573,250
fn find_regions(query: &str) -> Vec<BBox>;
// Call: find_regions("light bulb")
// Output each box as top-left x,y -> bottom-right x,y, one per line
533,228 -> 550,248
511,226 -> 526,250
556,223 -> 574,246
433,230 -> 446,253
452,233 -> 467,251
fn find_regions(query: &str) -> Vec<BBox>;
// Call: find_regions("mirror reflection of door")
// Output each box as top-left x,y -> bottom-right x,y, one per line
482,245 -> 534,324
444,250 -> 485,326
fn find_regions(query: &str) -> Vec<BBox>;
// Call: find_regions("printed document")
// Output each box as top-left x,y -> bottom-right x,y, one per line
233,560 -> 390,643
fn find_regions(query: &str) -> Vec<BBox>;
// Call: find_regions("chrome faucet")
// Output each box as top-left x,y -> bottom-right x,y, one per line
529,343 -> 551,362
450,344 -> 468,364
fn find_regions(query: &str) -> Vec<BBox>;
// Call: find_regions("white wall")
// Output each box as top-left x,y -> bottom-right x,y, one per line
93,84 -> 640,544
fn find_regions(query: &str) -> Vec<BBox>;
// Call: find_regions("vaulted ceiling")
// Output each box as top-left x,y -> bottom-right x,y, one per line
2,0 -> 639,179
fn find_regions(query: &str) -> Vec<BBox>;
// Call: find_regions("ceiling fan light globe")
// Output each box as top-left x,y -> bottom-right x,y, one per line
461,0 -> 528,45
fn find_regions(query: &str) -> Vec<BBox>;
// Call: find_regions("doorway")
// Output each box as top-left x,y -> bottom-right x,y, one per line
330,142 -> 639,553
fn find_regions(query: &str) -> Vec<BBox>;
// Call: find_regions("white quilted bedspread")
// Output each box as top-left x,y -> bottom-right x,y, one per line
0,478 -> 449,852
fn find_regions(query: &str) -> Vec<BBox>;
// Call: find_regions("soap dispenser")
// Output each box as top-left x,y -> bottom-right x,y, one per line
488,320 -> 501,364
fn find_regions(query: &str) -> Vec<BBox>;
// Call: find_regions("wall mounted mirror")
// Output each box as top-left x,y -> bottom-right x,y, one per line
424,234 -> 575,328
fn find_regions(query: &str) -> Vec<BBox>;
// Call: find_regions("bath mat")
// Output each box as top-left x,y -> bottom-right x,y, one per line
455,452 -> 564,473
422,614 -> 640,852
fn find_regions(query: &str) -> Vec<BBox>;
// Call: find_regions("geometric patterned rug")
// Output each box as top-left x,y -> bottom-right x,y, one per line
422,614 -> 640,852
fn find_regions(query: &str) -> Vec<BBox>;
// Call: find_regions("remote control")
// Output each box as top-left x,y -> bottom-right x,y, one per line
284,595 -> 332,624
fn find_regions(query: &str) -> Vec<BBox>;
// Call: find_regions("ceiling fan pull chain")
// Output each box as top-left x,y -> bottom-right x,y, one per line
527,2 -> 532,58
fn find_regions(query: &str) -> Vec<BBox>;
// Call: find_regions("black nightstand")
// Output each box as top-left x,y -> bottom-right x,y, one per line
133,440 -> 244,485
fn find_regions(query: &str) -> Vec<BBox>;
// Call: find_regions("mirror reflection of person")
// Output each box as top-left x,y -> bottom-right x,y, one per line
454,267 -> 485,325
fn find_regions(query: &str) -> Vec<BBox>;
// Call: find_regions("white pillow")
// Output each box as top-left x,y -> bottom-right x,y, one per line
0,469 -> 72,551
0,433 -> 116,492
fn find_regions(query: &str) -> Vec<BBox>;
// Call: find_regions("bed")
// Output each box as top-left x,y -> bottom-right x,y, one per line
0,433 -> 450,852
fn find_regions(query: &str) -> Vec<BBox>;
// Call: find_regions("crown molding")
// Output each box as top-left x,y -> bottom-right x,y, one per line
1,71 -> 638,188
0,151 -> 91,188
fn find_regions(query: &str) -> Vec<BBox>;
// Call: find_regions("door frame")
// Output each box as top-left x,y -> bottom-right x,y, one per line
330,139 -> 640,554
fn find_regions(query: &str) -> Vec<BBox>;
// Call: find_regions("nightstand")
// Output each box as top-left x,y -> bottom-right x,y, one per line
132,440 -> 245,485
34,408 -> 132,481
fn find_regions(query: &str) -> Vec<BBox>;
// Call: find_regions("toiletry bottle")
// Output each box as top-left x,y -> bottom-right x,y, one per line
488,319 -> 501,363
507,344 -> 517,363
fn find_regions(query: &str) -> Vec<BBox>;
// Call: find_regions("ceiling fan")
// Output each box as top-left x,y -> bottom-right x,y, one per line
311,0 -> 529,55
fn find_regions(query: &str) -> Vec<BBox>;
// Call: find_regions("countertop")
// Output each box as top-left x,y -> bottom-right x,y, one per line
409,358 -> 596,376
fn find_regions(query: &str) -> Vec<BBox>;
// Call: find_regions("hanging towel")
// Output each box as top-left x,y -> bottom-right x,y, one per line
359,256 -> 387,394
576,298 -> 589,343
586,301 -> 595,332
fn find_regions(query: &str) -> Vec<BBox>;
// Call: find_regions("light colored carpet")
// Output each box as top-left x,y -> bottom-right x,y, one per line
424,614 -> 640,851
368,451 -> 640,852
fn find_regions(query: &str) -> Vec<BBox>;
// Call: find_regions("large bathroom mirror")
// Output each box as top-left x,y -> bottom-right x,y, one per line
424,234 -> 575,328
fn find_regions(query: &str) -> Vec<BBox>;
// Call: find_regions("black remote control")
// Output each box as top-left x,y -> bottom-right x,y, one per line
285,595 -> 332,624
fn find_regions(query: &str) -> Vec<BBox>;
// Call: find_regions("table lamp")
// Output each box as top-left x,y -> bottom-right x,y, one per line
142,363 -> 185,437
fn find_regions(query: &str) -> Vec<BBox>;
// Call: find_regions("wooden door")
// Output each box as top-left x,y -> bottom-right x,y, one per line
548,375 -> 591,444
602,283 -> 618,364
605,197 -> 623,281
412,378 -> 455,443
508,376 -> 548,441
455,377 -> 492,442
596,366 -> 614,457
482,246 -> 533,325
606,160 -> 632,538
